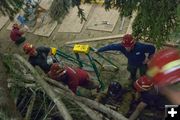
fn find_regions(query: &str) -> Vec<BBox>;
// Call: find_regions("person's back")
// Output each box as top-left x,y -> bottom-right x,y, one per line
10,25 -> 23,41
28,46 -> 51,73
65,67 -> 90,93
10,24 -> 26,45
48,63 -> 98,95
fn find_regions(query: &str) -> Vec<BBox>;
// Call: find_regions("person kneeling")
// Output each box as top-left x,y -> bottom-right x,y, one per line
48,63 -> 99,96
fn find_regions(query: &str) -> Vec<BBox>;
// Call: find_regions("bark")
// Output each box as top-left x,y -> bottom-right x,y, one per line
23,72 -> 128,120
10,54 -> 128,120
53,88 -> 128,120
0,54 -> 22,120
13,54 -> 73,120
24,93 -> 36,120
44,77 -> 128,120
65,34 -> 124,44
75,101 -> 103,120
65,34 -> 178,47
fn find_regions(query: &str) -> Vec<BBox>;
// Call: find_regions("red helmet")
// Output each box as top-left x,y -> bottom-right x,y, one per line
23,43 -> 35,55
134,75 -> 154,92
121,34 -> 135,48
147,48 -> 180,86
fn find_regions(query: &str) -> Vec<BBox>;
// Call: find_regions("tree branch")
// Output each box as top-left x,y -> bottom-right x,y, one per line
13,54 -> 73,120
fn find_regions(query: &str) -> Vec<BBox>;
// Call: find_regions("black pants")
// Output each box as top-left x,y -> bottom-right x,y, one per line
15,37 -> 26,45
127,64 -> 147,81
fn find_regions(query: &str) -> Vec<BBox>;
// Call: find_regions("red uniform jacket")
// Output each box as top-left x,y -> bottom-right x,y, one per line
10,27 -> 23,42
49,67 -> 89,93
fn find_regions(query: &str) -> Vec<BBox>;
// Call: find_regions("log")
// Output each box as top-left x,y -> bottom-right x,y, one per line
65,34 -> 179,47
126,11 -> 137,34
13,54 -> 73,120
43,77 -> 70,92
53,88 -> 128,120
43,78 -> 128,120
119,17 -> 125,31
75,101 -> 103,120
24,93 -> 36,120
0,54 -> 22,120
8,61 -> 128,120
65,34 -> 124,45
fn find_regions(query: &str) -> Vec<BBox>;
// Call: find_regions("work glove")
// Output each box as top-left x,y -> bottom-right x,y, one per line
93,48 -> 98,53
47,56 -> 53,65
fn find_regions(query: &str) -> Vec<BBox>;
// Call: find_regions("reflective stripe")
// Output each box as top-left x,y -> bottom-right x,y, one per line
163,66 -> 180,74
136,81 -> 151,91
161,59 -> 180,72
67,67 -> 76,74
142,84 -> 153,88
147,59 -> 180,77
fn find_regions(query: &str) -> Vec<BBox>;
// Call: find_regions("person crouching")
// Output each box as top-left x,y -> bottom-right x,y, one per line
48,63 -> 99,96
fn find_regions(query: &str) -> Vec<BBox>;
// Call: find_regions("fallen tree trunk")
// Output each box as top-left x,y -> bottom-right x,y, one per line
24,93 -> 36,120
13,54 -> 73,120
65,34 -> 124,45
45,77 -> 128,120
65,34 -> 178,48
75,101 -> 103,120
0,54 -> 22,120
23,72 -> 128,120
53,88 -> 128,120
9,54 -> 128,120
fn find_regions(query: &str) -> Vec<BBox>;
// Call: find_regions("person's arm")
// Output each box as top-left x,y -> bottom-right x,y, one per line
16,29 -> 24,36
159,87 -> 180,104
143,44 -> 156,58
97,43 -> 123,52
28,58 -> 36,67
129,102 -> 147,120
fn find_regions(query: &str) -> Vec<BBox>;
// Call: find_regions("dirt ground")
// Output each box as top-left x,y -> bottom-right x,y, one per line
0,6 -> 132,88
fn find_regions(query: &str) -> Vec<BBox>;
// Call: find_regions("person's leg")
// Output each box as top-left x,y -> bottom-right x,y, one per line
127,65 -> 138,81
82,80 -> 99,90
139,64 -> 147,76
129,102 -> 147,120
15,37 -> 26,45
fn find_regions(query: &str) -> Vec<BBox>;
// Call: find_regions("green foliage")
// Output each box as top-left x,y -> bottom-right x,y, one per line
169,4 -> 180,45
104,0 -> 178,48
49,0 -> 71,22
54,0 -> 178,48
50,0 -> 86,23
62,97 -> 91,120
0,0 -> 23,20
1,0 -> 178,47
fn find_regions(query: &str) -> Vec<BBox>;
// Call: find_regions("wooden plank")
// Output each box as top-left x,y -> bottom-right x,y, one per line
66,33 -> 179,47
39,0 -> 53,10
7,22 -> 14,30
0,16 -> 9,30
58,4 -> 92,33
86,6 -> 119,32
33,20 -> 57,37
81,0 -> 104,4
119,17 -> 125,31
126,11 -> 137,34
65,34 -> 124,45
